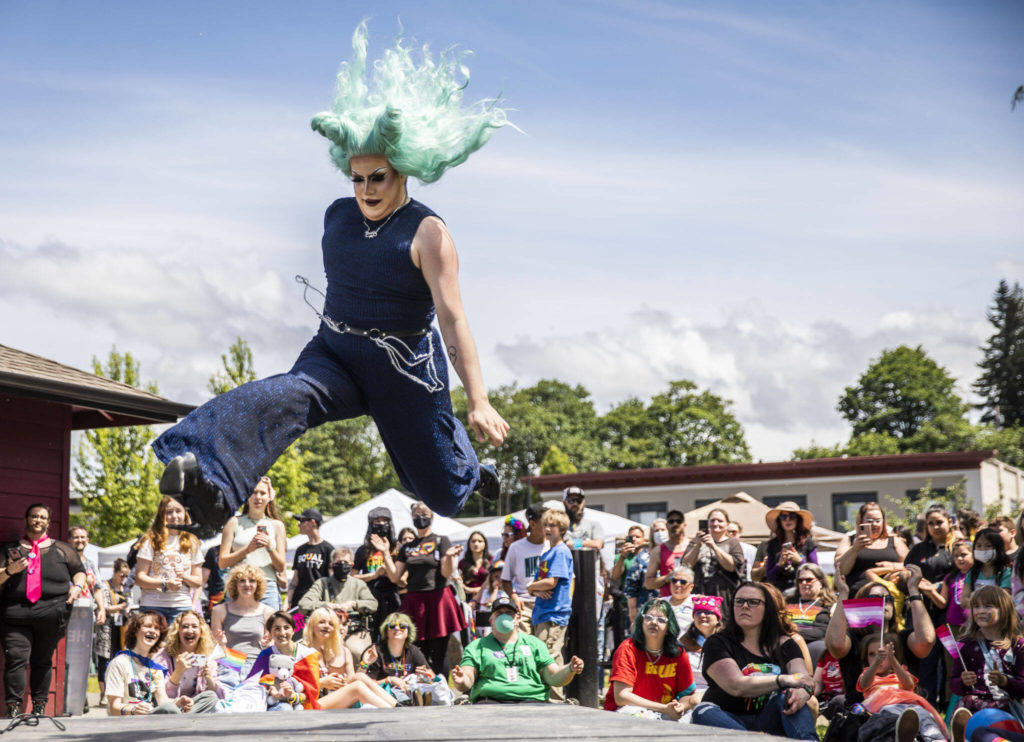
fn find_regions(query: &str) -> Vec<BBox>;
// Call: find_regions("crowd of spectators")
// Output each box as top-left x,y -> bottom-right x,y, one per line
3,489 -> 1024,742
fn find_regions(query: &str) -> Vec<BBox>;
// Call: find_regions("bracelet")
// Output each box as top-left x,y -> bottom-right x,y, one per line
907,594 -> 923,602
776,675 -> 783,689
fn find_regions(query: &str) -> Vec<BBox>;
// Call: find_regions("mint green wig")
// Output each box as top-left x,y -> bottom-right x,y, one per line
311,21 -> 512,184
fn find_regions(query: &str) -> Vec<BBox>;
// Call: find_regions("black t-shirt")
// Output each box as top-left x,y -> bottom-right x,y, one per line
364,642 -> 430,681
293,540 -> 334,605
1,539 -> 84,621
203,545 -> 226,596
702,633 -> 803,716
354,544 -> 400,602
397,534 -> 451,593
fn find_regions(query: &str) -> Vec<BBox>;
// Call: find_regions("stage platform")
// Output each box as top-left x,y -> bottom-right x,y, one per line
2,704 -> 779,741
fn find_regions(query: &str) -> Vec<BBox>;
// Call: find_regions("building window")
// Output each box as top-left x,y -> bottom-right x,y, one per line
627,502 -> 665,525
694,498 -> 719,509
832,492 -> 878,532
763,495 -> 808,510
905,487 -> 948,502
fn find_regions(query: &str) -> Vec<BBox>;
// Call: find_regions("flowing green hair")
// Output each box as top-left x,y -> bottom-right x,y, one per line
311,21 -> 513,183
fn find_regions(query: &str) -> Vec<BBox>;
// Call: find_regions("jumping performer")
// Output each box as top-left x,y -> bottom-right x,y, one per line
154,22 -> 511,537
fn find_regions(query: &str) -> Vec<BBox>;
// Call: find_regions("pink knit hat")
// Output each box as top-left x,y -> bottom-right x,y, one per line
692,595 -> 723,620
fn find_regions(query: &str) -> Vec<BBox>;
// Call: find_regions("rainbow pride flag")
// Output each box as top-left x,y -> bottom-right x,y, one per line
246,647 -> 321,710
842,598 -> 885,629
217,646 -> 247,672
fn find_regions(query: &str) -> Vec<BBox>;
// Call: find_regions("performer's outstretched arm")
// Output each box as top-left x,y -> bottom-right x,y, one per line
413,216 -> 509,447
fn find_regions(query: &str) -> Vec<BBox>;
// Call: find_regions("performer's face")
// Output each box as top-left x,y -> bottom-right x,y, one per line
350,155 -> 406,222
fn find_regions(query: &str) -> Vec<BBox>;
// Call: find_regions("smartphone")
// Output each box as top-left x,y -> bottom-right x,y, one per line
698,519 -> 709,532
257,525 -> 268,535
614,536 -> 626,552
782,542 -> 793,550
857,522 -> 870,537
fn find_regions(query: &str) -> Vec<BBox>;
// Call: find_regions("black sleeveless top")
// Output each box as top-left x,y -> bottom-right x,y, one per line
321,198 -> 439,334
847,536 -> 900,594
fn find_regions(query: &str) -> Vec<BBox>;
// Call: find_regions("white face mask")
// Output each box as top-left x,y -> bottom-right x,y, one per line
653,530 -> 669,545
974,549 -> 996,564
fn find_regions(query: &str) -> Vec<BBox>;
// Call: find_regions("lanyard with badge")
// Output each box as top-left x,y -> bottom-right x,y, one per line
497,638 -> 521,682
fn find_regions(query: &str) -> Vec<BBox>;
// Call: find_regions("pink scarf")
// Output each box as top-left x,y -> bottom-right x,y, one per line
25,535 -> 46,604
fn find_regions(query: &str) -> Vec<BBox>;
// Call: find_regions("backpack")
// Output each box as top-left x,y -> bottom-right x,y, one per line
823,703 -> 870,742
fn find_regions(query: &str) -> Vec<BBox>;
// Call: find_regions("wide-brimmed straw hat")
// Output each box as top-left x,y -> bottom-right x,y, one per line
765,501 -> 814,532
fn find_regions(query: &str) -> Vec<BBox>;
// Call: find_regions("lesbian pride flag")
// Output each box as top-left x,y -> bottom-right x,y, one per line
842,598 -> 886,629
936,624 -> 961,659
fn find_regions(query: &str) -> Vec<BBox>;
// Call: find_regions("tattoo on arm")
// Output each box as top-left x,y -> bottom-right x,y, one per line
448,345 -> 457,364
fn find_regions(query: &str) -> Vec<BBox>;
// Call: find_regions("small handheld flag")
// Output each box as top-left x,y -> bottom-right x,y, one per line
936,624 -> 967,672
217,646 -> 246,672
842,598 -> 886,629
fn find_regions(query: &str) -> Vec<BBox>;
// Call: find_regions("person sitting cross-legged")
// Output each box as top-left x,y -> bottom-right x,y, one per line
451,596 -> 583,704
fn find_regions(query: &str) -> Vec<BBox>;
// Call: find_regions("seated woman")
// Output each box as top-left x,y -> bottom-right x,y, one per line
660,565 -> 696,637
106,610 -> 209,716
301,606 -> 396,709
691,581 -> 817,740
156,610 -> 224,707
211,564 -> 275,682
785,563 -> 836,667
857,634 -> 947,742
762,502 -> 818,596
603,598 -> 695,720
360,611 -> 446,706
951,586 -> 1024,715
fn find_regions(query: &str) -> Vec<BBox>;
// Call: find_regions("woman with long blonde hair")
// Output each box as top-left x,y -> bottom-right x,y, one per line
155,610 -> 224,704
301,607 -> 397,709
136,497 -> 204,625
219,476 -> 287,609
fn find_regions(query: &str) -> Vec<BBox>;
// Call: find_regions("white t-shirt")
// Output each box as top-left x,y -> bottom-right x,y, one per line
138,534 -> 203,609
105,652 -> 166,705
500,537 -> 549,606
661,595 -> 694,637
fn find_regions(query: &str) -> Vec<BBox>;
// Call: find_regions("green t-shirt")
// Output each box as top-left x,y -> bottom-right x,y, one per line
459,632 -> 555,703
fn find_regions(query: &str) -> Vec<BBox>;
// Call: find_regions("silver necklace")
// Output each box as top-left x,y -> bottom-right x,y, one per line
363,198 -> 410,239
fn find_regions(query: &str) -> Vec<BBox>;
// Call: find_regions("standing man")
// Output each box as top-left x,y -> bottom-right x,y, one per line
69,526 -> 106,625
501,503 -> 548,634
562,487 -> 604,550
644,510 -> 690,596
288,508 -> 333,610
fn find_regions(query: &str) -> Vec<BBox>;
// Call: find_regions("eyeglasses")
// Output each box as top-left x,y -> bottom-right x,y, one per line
565,496 -> 584,504
796,577 -> 818,584
502,532 -> 514,539
385,623 -> 408,631
734,597 -> 765,608
27,514 -> 50,521
666,519 -> 683,526
670,578 -> 690,585
642,614 -> 669,626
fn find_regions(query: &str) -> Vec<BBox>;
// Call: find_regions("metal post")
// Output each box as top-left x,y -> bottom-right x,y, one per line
566,548 -> 599,708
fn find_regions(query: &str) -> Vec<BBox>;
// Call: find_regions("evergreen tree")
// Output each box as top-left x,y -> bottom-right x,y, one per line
974,280 -> 1024,427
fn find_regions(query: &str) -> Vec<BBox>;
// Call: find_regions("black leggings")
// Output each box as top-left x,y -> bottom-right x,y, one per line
416,636 -> 449,677
1,613 -> 66,708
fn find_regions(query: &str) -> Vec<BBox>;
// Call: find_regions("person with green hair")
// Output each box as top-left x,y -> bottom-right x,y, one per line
154,22 -> 512,537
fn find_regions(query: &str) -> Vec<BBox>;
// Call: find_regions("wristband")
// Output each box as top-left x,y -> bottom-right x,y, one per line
907,594 -> 923,602
776,675 -> 783,689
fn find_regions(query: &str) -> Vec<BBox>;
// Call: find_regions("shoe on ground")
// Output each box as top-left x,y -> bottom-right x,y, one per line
951,707 -> 971,742
422,692 -> 432,707
412,690 -> 424,707
5,704 -> 19,718
453,695 -> 472,706
895,708 -> 919,742
475,464 -> 500,502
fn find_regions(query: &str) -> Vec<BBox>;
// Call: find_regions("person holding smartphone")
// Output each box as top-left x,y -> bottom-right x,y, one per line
762,502 -> 818,596
834,502 -> 908,595
218,476 -> 286,609
682,509 -> 746,599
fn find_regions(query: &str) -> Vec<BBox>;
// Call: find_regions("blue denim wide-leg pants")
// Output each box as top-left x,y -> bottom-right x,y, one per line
152,327 -> 480,517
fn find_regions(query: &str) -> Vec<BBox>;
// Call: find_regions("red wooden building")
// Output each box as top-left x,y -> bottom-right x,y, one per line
0,344 -> 193,715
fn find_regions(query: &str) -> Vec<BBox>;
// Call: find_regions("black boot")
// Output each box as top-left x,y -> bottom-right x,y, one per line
159,453 -> 233,538
5,704 -> 19,718
475,464 -> 500,503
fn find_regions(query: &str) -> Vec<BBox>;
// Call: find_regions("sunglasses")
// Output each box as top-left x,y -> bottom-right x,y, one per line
565,496 -> 584,504
734,597 -> 765,608
642,614 -> 669,626
796,577 -> 818,584
779,513 -> 798,520
385,623 -> 409,631
670,578 -> 690,585
666,519 -> 683,526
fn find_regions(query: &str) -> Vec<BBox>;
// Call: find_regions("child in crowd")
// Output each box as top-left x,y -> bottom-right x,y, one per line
527,509 -> 574,702
857,634 -> 948,742
939,540 -> 974,634
950,586 -> 1024,714
813,649 -> 844,709
961,529 -> 1012,608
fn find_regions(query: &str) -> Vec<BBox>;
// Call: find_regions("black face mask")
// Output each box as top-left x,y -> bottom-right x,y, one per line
412,515 -> 432,530
332,562 -> 352,581
370,523 -> 390,537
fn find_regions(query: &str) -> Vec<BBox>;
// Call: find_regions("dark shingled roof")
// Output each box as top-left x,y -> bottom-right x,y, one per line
0,344 -> 194,429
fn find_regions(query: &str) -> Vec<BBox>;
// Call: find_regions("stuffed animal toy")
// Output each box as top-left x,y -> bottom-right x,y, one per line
265,654 -> 304,709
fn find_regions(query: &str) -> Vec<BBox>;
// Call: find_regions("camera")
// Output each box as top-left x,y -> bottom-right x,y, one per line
127,680 -> 149,700
191,654 -> 206,666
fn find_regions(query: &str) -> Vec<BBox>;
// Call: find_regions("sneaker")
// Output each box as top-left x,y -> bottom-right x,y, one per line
951,707 -> 972,742
453,695 -> 472,706
159,453 -> 232,538
5,704 -> 19,718
895,708 -> 919,742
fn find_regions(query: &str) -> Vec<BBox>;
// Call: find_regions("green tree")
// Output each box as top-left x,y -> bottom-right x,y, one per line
301,418 -> 399,517
207,338 -> 313,536
646,380 -> 751,466
837,345 -> 969,450
72,348 -> 162,546
598,397 -> 668,470
881,478 -> 969,531
539,444 -> 577,475
974,280 -> 1024,428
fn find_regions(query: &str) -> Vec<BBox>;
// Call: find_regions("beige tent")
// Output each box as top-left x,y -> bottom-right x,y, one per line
683,491 -> 845,551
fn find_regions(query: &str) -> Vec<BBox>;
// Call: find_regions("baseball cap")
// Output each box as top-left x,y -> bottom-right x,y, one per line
563,486 -> 585,501
525,502 -> 546,520
490,595 -> 517,614
295,508 -> 323,525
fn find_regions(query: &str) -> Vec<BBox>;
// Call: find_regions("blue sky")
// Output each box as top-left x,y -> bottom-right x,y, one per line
1,1 -> 1022,460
